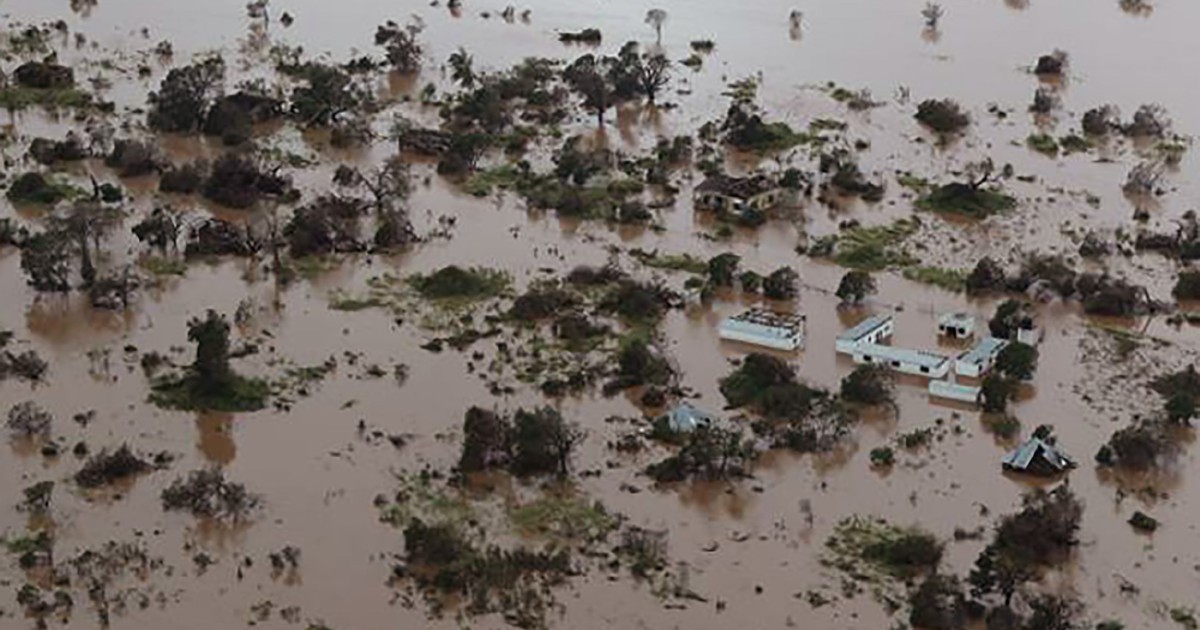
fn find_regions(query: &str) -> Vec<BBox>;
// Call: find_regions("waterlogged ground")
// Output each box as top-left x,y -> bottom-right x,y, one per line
1,0 -> 1200,629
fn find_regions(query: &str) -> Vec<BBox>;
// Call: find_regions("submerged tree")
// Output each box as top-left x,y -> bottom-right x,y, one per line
564,54 -> 615,128
645,9 -> 668,44
836,270 -> 876,305
148,56 -> 226,132
375,20 -> 424,73
512,407 -> 585,477
446,48 -> 476,89
636,52 -> 671,105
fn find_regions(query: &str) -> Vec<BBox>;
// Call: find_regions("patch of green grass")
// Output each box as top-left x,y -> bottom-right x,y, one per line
290,255 -> 336,279
508,495 -> 617,541
378,474 -> 476,528
1027,133 -> 1060,157
629,249 -> 706,274
464,164 -> 524,197
1059,134 -> 1093,155
0,86 -> 92,111
149,373 -> 269,413
819,218 -> 921,271
826,516 -> 943,579
409,266 -> 510,301
916,183 -> 1017,218
902,266 -> 966,292
328,291 -> 386,311
896,172 -> 930,191
140,257 -> 188,277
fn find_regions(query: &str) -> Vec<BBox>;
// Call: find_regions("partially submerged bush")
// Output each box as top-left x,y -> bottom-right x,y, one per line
909,574 -> 967,630
6,172 -> 72,204
28,133 -> 87,165
1151,365 -> 1200,424
1173,270 -> 1200,300
645,424 -> 755,482
1097,420 -> 1172,470
915,98 -> 970,134
6,401 -> 52,438
835,270 -> 876,305
159,161 -> 209,194
202,153 -> 290,208
1082,105 -> 1119,136
840,364 -> 895,406
762,266 -> 798,300
459,407 -> 512,473
74,445 -> 151,488
720,353 -> 826,421
597,280 -> 679,323
185,218 -> 260,257
161,468 -> 259,520
148,56 -> 226,132
409,266 -> 509,300
511,407 -> 585,477
106,139 -> 163,177
150,310 -> 268,412
966,257 -> 1007,295
14,61 -> 74,89
607,336 -> 673,393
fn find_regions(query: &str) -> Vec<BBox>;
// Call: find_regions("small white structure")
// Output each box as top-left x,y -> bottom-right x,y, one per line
719,308 -> 806,351
1016,324 -> 1042,346
955,337 -> 1009,378
850,343 -> 951,378
937,312 -> 976,339
928,380 -> 981,404
835,314 -> 894,354
667,403 -> 718,433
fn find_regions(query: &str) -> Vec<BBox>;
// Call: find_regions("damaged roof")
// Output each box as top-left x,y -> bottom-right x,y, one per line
1002,438 -> 1075,475
695,174 -> 779,200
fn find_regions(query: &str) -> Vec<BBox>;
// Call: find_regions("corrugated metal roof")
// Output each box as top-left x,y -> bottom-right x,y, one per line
1002,438 -> 1073,472
856,343 -> 949,370
668,403 -> 718,433
959,337 -> 1008,366
837,315 -> 893,342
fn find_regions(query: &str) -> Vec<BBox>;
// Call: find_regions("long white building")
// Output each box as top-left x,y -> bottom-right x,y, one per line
719,309 -> 806,351
835,314 -> 894,354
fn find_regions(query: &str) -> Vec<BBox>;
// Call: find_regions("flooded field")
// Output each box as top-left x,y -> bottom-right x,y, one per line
1,0 -> 1199,629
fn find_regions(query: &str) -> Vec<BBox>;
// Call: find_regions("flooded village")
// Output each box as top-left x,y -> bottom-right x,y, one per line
1,0 -> 1199,628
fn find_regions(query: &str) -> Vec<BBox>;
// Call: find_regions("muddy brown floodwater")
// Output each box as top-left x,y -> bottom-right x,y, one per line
1,0 -> 1200,629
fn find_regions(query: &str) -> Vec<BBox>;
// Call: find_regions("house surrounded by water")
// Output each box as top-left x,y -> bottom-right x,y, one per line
694,174 -> 783,213
955,337 -> 1009,378
719,308 -> 806,351
834,314 -> 895,354
937,312 -> 976,339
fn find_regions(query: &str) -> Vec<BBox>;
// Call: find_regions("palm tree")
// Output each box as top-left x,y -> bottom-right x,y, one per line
448,47 -> 475,88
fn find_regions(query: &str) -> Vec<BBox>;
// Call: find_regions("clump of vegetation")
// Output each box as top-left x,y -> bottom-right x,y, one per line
1128,510 -> 1158,532
1151,365 -> 1200,424
720,353 -> 827,421
980,340 -> 1038,413
809,218 -> 919,271
161,468 -> 260,520
6,172 -> 76,205
968,485 -> 1082,607
719,79 -> 804,152
375,20 -> 424,73
826,517 -> 944,580
762,266 -> 799,300
508,495 -> 617,541
915,98 -> 970,135
148,56 -> 225,132
606,335 -> 674,393
558,28 -> 602,44
150,310 -> 269,412
597,279 -> 679,323
74,445 -> 151,488
1027,133 -> 1060,156
646,423 -> 755,482
1096,419 -> 1173,470
201,153 -> 291,209
6,401 -> 52,438
840,364 -> 895,407
909,574 -> 968,630
836,270 -> 876,305
409,266 -> 509,301
916,160 -> 1016,218
1082,104 -> 1120,136
457,406 -> 584,477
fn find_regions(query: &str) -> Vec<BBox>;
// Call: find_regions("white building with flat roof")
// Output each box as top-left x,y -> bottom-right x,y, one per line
955,337 -> 1009,378
835,314 -> 894,354
937,312 -> 976,339
719,309 -> 806,351
850,343 -> 952,378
